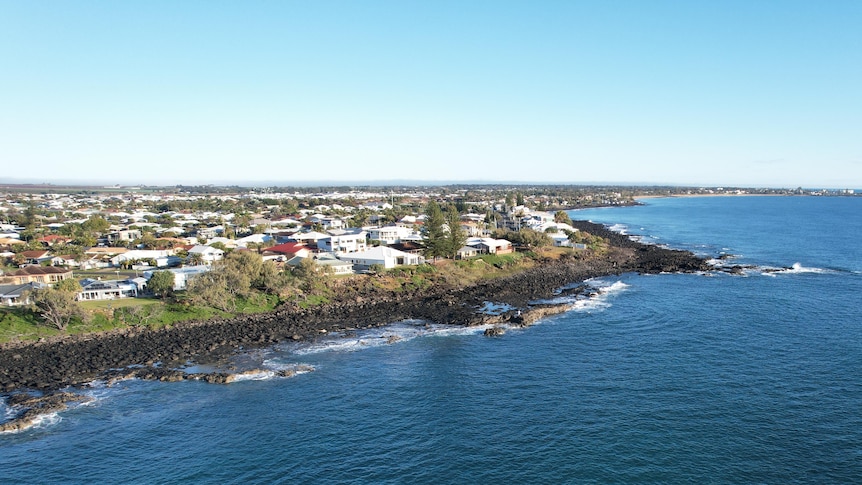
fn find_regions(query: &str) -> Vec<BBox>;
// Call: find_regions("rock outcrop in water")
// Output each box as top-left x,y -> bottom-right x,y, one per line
0,221 -> 708,396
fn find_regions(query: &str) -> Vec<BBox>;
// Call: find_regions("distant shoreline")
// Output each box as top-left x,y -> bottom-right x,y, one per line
634,193 -> 785,200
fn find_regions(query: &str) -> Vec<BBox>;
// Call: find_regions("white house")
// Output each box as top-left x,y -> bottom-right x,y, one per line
535,221 -> 577,234
236,234 -> 273,247
318,231 -> 368,254
289,231 -> 329,245
77,279 -> 139,301
107,229 -> 142,244
144,265 -> 211,291
339,246 -> 424,270
309,214 -> 344,230
287,253 -> 354,275
467,237 -> 514,255
550,233 -> 572,247
368,225 -> 415,244
110,249 -> 175,268
188,245 -> 225,264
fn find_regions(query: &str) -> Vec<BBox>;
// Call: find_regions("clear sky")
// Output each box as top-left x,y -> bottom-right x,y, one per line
1,1 -> 860,187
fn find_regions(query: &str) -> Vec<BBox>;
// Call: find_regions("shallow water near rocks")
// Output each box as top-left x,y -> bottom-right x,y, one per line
2,196 -> 861,483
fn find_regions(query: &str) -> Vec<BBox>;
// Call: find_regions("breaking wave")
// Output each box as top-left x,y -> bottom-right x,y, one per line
534,279 -> 629,313
289,321 -> 491,356
0,412 -> 62,435
759,262 -> 835,277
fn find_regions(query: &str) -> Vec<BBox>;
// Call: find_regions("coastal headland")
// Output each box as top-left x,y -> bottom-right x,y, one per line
0,221 -> 707,399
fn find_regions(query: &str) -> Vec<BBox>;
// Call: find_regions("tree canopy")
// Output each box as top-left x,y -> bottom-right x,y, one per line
147,270 -> 175,299
422,201 -> 448,260
25,283 -> 86,331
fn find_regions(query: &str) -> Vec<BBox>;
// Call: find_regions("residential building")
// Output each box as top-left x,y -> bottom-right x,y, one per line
0,282 -> 45,306
456,246 -> 480,259
339,246 -> 424,270
78,279 -> 139,301
368,225 -> 415,244
188,245 -> 225,264
287,253 -> 354,275
318,231 -> 368,254
0,266 -> 73,285
19,250 -> 53,265
262,242 -> 311,260
467,237 -> 514,255
107,229 -> 142,244
289,231 -> 329,245
144,265 -> 211,291
110,249 -> 175,268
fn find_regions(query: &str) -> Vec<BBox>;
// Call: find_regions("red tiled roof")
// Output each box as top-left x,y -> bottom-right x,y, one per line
38,235 -> 71,243
263,242 -> 308,255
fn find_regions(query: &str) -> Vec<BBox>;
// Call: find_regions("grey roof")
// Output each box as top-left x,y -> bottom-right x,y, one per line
0,282 -> 45,298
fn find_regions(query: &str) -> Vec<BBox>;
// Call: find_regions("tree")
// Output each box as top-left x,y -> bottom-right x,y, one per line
54,278 -> 82,293
147,270 -> 175,299
187,252 -> 205,266
293,256 -> 320,281
81,215 -> 110,235
444,205 -> 467,259
25,282 -> 86,331
493,228 -> 552,249
505,193 -> 515,209
422,200 -> 448,260
186,270 -> 234,311
554,210 -> 573,225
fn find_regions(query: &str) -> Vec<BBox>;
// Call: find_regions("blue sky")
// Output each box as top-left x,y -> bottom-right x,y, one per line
1,1 -> 860,187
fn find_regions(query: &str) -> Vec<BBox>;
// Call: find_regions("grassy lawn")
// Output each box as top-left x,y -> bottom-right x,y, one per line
0,307 -> 58,342
79,298 -> 162,310
72,270 -> 141,279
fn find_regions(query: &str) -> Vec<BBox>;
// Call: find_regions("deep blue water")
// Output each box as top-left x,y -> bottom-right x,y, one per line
2,196 -> 861,483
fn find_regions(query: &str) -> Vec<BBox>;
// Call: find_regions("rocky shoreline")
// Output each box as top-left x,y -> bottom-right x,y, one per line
1,221 -> 710,431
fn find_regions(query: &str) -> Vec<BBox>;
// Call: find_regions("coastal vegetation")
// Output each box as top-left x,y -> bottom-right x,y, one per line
0,242 -> 597,344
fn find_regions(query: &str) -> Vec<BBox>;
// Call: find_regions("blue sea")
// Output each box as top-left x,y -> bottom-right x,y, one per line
3,196 -> 861,483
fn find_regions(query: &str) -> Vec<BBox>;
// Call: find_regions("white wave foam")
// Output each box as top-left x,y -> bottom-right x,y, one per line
281,364 -> 315,376
2,402 -> 15,422
597,280 -> 630,294
784,262 -> 830,274
479,301 -> 515,315
759,262 -> 833,276
571,281 -> 629,312
607,223 -> 628,234
290,321 -> 491,356
32,412 -> 62,429
1,412 -> 62,434
230,370 -> 276,382
537,280 -> 629,313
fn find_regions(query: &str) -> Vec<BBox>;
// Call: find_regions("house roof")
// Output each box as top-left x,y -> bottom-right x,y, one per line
264,242 -> 308,255
86,247 -> 129,255
38,235 -> 71,244
389,241 -> 425,252
343,246 -> 412,259
11,266 -> 72,276
0,282 -> 45,298
289,231 -> 328,241
189,245 -> 223,254
20,250 -> 50,259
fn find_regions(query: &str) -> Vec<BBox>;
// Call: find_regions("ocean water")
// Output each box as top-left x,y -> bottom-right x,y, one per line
2,196 -> 861,483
